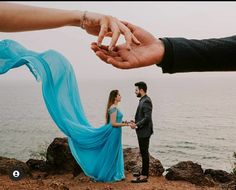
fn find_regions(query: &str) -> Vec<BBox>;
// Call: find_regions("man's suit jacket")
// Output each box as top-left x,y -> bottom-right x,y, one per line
135,95 -> 153,138
157,36 -> 236,74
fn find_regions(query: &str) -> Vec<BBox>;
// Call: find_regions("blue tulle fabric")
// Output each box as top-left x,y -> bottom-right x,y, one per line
0,39 -> 125,182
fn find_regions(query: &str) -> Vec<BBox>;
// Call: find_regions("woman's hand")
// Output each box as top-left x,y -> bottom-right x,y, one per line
122,121 -> 129,126
128,121 -> 137,129
80,11 -> 140,51
0,3 -> 140,51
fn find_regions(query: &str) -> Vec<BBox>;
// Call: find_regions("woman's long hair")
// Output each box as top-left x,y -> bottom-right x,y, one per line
105,90 -> 119,124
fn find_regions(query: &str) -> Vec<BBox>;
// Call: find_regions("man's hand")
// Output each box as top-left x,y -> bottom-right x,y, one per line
91,21 -> 165,69
129,121 -> 137,129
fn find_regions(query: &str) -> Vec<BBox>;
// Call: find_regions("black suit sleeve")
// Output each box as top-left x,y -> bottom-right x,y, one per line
157,35 -> 236,73
136,101 -> 152,129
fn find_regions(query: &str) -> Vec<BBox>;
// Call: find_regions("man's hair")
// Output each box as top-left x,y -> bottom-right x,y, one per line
135,81 -> 147,93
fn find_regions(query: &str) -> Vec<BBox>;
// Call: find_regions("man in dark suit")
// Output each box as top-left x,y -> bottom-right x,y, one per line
131,81 -> 153,183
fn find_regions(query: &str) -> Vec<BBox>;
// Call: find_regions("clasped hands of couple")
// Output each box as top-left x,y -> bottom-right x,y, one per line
122,120 -> 137,129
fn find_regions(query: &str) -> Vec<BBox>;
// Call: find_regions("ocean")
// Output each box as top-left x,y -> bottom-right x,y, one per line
1,74 -> 236,172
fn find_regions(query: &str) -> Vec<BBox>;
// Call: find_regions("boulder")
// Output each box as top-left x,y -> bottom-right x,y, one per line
204,169 -> 236,183
123,147 -> 164,176
46,138 -> 165,177
205,169 -> 236,190
0,156 -> 31,177
220,180 -> 236,190
165,161 -> 214,186
45,137 -> 82,176
26,159 -> 48,172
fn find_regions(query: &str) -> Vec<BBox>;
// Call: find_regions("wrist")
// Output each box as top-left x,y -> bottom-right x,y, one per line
154,38 -> 165,65
71,10 -> 85,27
156,37 -> 174,73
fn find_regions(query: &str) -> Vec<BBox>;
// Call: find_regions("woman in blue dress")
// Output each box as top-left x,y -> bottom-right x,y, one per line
0,39 -> 134,182
105,89 -> 131,181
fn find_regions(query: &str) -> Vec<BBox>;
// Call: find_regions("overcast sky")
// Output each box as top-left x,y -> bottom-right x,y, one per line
1,1 -> 236,81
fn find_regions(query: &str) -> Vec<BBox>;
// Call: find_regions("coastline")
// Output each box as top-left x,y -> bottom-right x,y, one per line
0,137 -> 235,190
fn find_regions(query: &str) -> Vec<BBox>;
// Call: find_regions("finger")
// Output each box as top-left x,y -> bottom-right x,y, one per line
105,31 -> 113,37
95,51 -> 110,64
91,44 -> 119,56
107,58 -> 132,69
91,43 -> 104,51
91,45 -> 102,54
97,22 -> 108,46
91,42 -> 119,52
95,51 -> 125,66
131,33 -> 141,45
121,20 -> 141,45
109,23 -> 121,51
96,48 -> 119,57
118,22 -> 141,46
121,21 -> 138,32
91,42 -> 98,46
117,22 -> 132,50
95,50 -> 122,64
110,56 -> 124,62
91,42 -> 109,51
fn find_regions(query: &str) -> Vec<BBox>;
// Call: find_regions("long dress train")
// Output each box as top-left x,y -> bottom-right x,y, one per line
0,39 -> 125,182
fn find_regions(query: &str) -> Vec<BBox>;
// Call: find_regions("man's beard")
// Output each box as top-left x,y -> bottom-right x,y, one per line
136,93 -> 141,97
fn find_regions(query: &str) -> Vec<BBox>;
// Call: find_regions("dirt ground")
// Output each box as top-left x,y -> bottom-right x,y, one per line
0,172 -> 221,190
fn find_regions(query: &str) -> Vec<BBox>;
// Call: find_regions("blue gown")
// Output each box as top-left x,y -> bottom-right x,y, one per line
0,39 -> 125,182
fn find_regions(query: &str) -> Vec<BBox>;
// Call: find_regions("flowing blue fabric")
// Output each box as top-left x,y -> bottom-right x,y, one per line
0,39 -> 125,182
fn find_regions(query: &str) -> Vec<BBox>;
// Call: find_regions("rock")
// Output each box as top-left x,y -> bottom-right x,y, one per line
205,169 -> 236,190
123,147 -> 165,176
46,138 -> 164,177
204,169 -> 236,183
0,156 -> 31,177
220,180 -> 236,190
46,137 -> 82,176
165,161 -> 215,187
26,159 -> 48,172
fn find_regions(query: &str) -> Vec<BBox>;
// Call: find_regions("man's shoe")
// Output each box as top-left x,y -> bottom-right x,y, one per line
132,171 -> 140,177
131,176 -> 148,183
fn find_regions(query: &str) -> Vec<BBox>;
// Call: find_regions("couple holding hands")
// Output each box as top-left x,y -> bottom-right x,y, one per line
106,82 -> 153,183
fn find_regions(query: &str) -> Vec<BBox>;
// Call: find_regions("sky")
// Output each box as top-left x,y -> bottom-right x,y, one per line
1,1 -> 236,81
